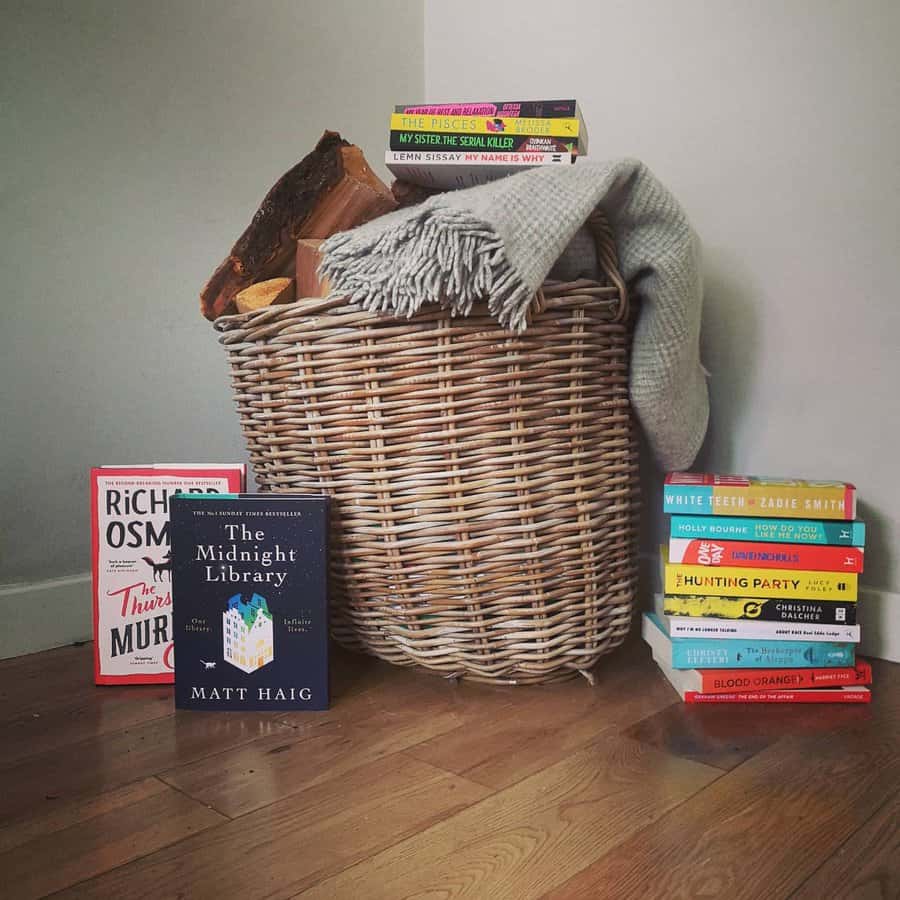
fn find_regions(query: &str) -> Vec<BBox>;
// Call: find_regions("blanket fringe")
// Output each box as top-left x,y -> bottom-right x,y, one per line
320,204 -> 534,331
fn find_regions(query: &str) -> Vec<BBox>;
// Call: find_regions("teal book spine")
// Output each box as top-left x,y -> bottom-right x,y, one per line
669,636 -> 855,669
669,515 -> 865,547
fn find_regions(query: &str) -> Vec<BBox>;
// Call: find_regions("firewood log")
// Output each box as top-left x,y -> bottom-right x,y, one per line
200,131 -> 395,320
234,277 -> 295,314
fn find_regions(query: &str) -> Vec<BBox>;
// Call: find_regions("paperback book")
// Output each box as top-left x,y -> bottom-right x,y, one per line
668,538 -> 863,572
171,493 -> 329,710
385,150 -> 572,189
669,515 -> 865,546
652,651 -> 871,704
664,554 -> 857,601
663,473 -> 856,520
663,659 -> 872,694
90,464 -> 246,685
663,615 -> 860,643
389,113 -> 586,143
390,131 -> 581,154
662,595 -> 857,625
642,612 -> 855,669
395,100 -> 583,118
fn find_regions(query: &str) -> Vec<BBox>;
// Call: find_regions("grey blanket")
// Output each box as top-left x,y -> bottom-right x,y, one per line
320,158 -> 708,470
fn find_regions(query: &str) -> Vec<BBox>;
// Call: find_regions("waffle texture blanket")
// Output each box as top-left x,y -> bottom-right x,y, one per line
320,159 -> 708,470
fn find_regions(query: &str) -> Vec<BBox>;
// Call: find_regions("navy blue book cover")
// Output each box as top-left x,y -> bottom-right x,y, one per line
170,493 -> 329,710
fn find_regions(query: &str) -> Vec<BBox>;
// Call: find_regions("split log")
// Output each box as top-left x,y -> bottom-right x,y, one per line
234,277 -> 295,314
295,239 -> 329,298
200,131 -> 396,320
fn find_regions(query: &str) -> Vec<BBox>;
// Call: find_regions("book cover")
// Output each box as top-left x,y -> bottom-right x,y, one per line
664,553 -> 857,601
664,615 -> 860,644
395,100 -> 581,118
389,113 -> 584,141
674,660 -> 872,694
90,464 -> 246,685
669,515 -> 866,546
668,537 -> 864,572
390,130 -> 582,154
642,613 -> 855,669
171,493 -> 329,711
663,595 -> 857,625
386,150 -> 572,190
663,473 -> 856,520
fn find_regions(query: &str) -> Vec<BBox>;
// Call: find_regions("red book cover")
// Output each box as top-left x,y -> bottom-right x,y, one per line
91,464 -> 246,684
668,538 -> 864,572
684,686 -> 871,703
695,661 -> 872,693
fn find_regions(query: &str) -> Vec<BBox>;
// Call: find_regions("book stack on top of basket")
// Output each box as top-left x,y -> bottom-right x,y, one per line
644,473 -> 871,703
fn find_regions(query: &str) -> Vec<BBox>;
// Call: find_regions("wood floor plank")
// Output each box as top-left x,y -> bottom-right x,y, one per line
0,711 -> 292,823
159,703 -> 471,818
790,788 -> 900,900
0,777 -> 225,899
295,733 -> 720,900
623,696 -> 859,772
52,755 -> 489,900
407,642 -> 679,789
543,664 -> 900,900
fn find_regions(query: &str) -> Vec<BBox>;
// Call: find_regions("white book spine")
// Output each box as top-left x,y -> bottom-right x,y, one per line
665,616 -> 859,643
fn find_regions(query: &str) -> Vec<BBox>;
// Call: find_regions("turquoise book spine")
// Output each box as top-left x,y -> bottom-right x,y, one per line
669,515 -> 865,547
669,635 -> 855,669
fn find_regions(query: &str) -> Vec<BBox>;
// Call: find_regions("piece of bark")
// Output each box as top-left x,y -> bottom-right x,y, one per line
295,240 -> 330,298
391,179 -> 443,209
234,277 -> 295,314
200,131 -> 396,320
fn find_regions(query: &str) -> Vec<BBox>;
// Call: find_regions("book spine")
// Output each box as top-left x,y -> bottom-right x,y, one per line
663,595 -> 857,625
669,515 -> 865,546
386,152 -> 571,190
666,616 -> 860,643
667,538 -> 863,572
396,100 -> 579,117
663,483 -> 855,520
390,130 -> 582,153
664,561 -> 857,600
389,113 -> 583,139
697,661 -> 872,692
684,688 -> 870,704
669,639 -> 855,669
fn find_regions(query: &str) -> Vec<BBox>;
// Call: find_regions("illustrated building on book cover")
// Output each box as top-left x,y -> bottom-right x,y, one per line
223,593 -> 274,674
171,493 -> 329,710
90,464 -> 246,685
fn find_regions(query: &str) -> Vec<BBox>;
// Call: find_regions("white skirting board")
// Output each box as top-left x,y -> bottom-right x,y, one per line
0,574 -> 92,660
857,587 -> 900,664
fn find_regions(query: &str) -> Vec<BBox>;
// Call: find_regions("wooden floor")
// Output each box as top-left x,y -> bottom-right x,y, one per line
0,640 -> 897,900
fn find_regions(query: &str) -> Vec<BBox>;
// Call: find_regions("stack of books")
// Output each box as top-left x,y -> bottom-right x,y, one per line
643,473 -> 872,704
385,99 -> 588,190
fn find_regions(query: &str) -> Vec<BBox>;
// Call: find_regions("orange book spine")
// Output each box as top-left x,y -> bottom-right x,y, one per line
697,660 -> 872,693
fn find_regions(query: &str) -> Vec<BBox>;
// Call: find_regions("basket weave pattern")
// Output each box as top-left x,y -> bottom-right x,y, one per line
215,215 -> 639,684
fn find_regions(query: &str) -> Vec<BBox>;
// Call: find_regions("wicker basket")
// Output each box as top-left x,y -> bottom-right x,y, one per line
214,211 -> 639,684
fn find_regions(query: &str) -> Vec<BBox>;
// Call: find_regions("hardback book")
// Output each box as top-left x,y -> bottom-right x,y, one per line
389,113 -> 586,145
171,493 -> 329,711
663,551 -> 857,601
385,150 -> 572,190
651,652 -> 871,703
663,615 -> 860,644
663,473 -> 856,520
659,659 -> 872,695
662,595 -> 857,625
642,612 -> 856,669
390,130 -> 581,154
90,464 -> 246,685
668,537 -> 864,572
395,100 -> 583,118
669,514 -> 865,546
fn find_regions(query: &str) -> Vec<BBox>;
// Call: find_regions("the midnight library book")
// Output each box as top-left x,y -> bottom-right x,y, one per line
171,493 -> 329,710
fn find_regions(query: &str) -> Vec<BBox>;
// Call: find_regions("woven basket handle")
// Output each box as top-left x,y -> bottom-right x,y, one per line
530,209 -> 629,325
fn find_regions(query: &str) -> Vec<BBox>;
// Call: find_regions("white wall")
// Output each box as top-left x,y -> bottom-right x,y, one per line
426,0 -> 900,602
0,0 -> 422,657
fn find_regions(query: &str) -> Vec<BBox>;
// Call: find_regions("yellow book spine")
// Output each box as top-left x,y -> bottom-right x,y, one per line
389,113 -> 582,138
710,483 -> 850,519
664,562 -> 857,600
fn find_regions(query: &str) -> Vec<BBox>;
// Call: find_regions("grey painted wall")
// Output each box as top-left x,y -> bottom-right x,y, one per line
1,1 -> 423,590
426,0 -> 900,595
